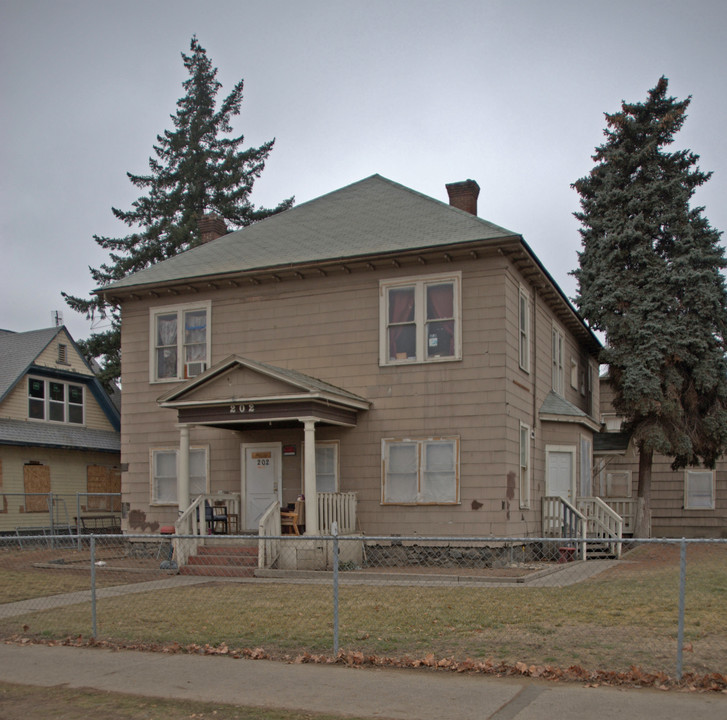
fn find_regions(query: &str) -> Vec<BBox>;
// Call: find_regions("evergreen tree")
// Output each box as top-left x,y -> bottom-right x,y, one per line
64,36 -> 293,386
572,77 -> 727,537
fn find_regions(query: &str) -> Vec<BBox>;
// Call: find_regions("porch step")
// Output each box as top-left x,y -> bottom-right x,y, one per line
180,545 -> 258,578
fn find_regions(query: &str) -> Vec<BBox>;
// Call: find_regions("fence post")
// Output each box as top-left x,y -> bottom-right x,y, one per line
90,535 -> 97,639
676,538 -> 687,681
332,521 -> 339,655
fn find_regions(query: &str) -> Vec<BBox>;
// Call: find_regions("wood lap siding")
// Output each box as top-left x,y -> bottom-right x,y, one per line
23,464 -> 50,512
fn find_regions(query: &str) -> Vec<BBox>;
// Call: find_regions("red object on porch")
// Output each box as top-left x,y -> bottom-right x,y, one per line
558,546 -> 576,563
160,526 -> 175,535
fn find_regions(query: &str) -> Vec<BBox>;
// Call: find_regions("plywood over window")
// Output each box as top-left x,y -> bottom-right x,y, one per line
24,464 -> 50,512
87,465 -> 121,511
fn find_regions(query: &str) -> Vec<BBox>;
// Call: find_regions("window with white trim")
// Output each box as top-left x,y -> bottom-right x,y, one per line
382,437 -> 459,504
306,441 -> 339,493
150,302 -> 211,382
519,423 -> 530,509
28,377 -> 84,424
684,470 -> 715,510
552,325 -> 564,395
151,447 -> 207,504
380,273 -> 461,365
518,288 -> 530,372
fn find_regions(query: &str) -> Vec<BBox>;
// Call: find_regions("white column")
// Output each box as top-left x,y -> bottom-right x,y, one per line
178,425 -> 191,513
303,418 -> 318,534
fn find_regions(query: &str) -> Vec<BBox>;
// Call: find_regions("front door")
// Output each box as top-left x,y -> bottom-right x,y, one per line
242,443 -> 282,530
546,447 -> 575,503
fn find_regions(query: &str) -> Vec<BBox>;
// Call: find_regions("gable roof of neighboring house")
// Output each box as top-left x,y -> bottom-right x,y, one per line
0,327 -> 63,402
0,327 -> 121,446
97,174 -> 601,354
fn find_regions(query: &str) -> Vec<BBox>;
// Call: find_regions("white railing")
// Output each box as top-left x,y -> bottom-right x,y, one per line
174,493 -> 241,566
601,498 -> 636,535
258,500 -> 281,569
577,497 -> 623,559
317,492 -> 357,534
542,496 -> 588,560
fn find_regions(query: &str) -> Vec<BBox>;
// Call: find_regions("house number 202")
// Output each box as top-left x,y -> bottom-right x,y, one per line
257,458 -> 270,467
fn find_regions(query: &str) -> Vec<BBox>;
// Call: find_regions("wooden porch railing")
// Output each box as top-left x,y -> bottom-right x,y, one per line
317,492 -> 357,534
542,496 -> 588,560
577,497 -> 623,559
174,493 -> 241,566
601,498 -> 636,535
258,500 -> 281,569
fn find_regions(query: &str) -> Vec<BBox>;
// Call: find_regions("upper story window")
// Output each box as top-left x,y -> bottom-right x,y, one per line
380,272 -> 461,365
150,302 -> 211,382
519,288 -> 530,372
552,324 -> 565,395
28,377 -> 84,424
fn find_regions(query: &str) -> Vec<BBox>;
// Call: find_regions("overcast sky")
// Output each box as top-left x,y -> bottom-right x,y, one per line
1,0 -> 725,343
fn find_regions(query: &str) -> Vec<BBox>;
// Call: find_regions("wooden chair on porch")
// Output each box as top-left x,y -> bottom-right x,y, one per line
280,500 -> 305,535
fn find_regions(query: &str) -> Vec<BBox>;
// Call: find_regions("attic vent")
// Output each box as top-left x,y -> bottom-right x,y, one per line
58,344 -> 68,364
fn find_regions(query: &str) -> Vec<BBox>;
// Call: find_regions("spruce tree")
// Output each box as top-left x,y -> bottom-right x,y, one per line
64,36 -> 293,386
572,77 -> 727,537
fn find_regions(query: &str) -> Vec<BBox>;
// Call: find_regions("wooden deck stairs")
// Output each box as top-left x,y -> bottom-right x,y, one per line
179,544 -> 257,578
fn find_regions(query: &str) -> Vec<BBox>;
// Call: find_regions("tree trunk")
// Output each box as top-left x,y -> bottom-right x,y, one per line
634,446 -> 653,538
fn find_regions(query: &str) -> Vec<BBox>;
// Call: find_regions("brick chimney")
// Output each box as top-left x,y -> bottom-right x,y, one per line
445,180 -> 480,216
198,213 -> 227,244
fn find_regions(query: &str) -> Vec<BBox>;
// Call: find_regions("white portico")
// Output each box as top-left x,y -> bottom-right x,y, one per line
157,356 -> 370,535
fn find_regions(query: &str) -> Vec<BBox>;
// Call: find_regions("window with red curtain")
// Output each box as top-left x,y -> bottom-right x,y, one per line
382,274 -> 460,364
426,283 -> 454,358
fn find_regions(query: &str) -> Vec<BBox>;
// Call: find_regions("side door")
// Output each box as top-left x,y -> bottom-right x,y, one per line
546,447 -> 575,503
241,443 -> 282,530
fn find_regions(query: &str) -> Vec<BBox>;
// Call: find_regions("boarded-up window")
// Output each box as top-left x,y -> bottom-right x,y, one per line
24,464 -> 50,512
87,465 -> 121,511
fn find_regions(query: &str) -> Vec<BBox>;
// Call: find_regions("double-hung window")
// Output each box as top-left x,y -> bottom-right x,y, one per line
315,441 -> 339,493
151,447 -> 208,505
684,470 -> 715,510
380,273 -> 461,365
151,302 -> 211,382
519,423 -> 530,509
552,325 -> 564,395
28,377 -> 84,424
518,288 -> 530,372
382,437 -> 459,504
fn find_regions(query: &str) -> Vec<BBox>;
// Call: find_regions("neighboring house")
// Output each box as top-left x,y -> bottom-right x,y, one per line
595,376 -> 726,538
0,327 -> 121,533
98,174 -> 604,539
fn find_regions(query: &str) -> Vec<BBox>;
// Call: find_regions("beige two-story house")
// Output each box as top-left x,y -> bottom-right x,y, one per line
99,175 -> 603,539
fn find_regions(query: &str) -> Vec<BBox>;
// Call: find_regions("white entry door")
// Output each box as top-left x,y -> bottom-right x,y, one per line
242,443 -> 282,530
546,447 -> 575,503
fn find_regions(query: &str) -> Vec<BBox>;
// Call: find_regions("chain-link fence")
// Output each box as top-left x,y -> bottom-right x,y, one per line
0,532 -> 724,682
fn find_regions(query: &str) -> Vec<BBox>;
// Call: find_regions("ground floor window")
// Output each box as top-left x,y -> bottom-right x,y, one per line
519,423 -> 530,509
315,442 -> 339,493
382,437 -> 459,504
151,448 -> 207,505
684,470 -> 715,510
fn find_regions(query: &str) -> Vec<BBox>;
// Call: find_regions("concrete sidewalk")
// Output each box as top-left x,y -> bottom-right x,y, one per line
0,643 -> 724,719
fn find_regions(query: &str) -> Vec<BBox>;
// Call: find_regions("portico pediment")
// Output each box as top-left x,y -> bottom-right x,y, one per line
157,355 -> 370,428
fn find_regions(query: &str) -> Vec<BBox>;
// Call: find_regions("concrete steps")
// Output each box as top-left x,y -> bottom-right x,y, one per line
180,544 -> 257,578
